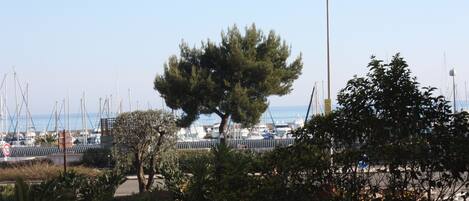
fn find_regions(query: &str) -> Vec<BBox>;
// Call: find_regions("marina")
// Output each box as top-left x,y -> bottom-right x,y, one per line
0,70 -> 318,147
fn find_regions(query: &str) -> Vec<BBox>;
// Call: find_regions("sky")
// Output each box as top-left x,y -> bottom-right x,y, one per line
0,0 -> 469,114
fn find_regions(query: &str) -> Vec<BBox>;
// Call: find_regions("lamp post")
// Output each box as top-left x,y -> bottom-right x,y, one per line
450,68 -> 456,113
325,0 -> 332,114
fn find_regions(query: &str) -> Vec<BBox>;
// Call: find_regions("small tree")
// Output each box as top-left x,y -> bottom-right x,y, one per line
154,24 -> 303,143
112,110 -> 178,193
297,54 -> 469,200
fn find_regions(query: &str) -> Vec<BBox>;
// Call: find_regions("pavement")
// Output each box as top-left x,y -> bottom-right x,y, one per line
114,175 -> 165,197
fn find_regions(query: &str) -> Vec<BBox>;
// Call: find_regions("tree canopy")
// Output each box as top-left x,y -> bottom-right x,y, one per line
296,54 -> 469,200
112,110 -> 178,193
154,24 -> 303,140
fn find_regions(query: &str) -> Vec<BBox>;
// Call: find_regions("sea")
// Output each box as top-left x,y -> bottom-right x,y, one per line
2,105 -> 314,132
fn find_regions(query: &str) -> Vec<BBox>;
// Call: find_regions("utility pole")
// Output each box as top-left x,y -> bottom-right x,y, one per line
324,0 -> 332,114
61,129 -> 67,173
450,69 -> 456,113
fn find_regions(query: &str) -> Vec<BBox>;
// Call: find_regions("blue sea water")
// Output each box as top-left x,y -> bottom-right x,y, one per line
3,105 -> 312,132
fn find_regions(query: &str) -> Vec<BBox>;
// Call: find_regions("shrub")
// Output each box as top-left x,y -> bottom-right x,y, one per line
81,148 -> 113,168
0,185 -> 14,201
0,170 -> 126,201
0,162 -> 100,182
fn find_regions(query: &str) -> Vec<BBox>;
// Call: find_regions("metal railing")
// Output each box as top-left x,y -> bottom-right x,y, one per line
0,139 -> 296,157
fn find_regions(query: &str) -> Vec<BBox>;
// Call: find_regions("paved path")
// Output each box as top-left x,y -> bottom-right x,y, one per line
115,176 -> 164,197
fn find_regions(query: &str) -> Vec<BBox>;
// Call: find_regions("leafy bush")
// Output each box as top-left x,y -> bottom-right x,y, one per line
0,170 -> 125,201
81,148 -> 113,168
0,185 -> 14,201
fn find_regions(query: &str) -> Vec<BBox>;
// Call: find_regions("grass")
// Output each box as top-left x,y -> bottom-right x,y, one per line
0,161 -> 101,182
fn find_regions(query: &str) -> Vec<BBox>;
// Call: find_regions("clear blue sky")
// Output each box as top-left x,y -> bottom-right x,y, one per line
1,0 -> 468,114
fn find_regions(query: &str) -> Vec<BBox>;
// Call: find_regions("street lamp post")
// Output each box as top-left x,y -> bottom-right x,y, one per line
325,0 -> 332,114
450,68 -> 456,113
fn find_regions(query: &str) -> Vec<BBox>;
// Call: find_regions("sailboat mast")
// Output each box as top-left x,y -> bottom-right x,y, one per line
465,81 -> 468,110
0,74 -> 6,140
305,84 -> 316,123
80,97 -> 84,135
67,91 -> 70,133
14,70 -> 20,144
110,94 -> 113,117
0,93 -> 3,141
83,92 -> 88,144
25,84 -> 28,134
99,97 -> 102,121
4,76 -> 7,140
62,99 -> 66,133
55,101 -> 58,136
128,88 -> 132,112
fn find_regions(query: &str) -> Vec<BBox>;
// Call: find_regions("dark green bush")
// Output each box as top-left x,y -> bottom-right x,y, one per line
81,148 -> 113,168
0,184 -> 14,201
0,170 -> 125,201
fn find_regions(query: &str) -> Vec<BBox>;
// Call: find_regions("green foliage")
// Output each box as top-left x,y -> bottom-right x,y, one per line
159,54 -> 469,201
0,170 -> 125,201
79,170 -> 126,201
258,143 -> 334,201
81,148 -> 113,168
112,109 -> 178,193
162,144 -> 338,201
0,185 -> 14,201
34,133 -> 57,146
14,178 -> 29,201
154,24 -> 303,134
296,54 -> 469,200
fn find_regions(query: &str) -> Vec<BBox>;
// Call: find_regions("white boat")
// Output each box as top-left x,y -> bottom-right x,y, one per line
290,118 -> 304,130
230,127 -> 249,139
177,124 -> 207,141
246,124 -> 268,140
24,129 -> 36,146
211,124 -> 221,138
274,123 -> 292,137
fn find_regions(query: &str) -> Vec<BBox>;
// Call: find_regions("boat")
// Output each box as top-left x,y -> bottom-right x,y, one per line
246,124 -> 268,140
273,123 -> 292,138
177,124 -> 207,141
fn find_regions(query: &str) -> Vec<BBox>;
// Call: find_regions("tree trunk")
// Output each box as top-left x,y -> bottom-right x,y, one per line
145,155 -> 156,191
219,114 -> 229,145
135,153 -> 146,193
427,168 -> 433,201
